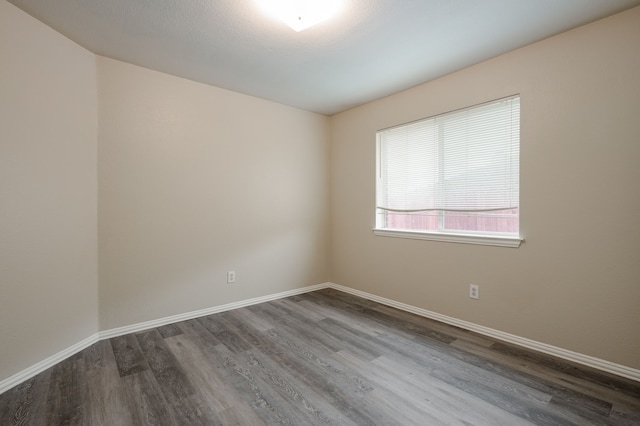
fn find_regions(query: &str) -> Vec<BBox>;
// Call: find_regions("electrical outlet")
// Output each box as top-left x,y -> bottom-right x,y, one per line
227,271 -> 236,283
469,284 -> 479,299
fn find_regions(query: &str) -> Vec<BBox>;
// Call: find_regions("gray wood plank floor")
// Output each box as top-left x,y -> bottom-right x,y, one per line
1,288 -> 639,425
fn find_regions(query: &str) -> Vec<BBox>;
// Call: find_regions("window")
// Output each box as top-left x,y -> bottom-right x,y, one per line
375,95 -> 521,247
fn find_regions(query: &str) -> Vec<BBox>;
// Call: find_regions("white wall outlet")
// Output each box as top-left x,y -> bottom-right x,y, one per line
227,271 -> 236,283
469,284 -> 479,299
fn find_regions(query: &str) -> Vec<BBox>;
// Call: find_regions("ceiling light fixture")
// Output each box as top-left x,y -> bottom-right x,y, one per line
256,0 -> 344,32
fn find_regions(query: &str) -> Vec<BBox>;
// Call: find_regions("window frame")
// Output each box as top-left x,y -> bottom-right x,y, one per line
373,95 -> 523,248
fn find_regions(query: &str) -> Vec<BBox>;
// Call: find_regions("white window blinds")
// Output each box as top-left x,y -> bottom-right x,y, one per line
376,95 -> 520,235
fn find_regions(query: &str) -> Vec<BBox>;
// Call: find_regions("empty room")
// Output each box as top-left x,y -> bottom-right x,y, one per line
1,0 -> 639,424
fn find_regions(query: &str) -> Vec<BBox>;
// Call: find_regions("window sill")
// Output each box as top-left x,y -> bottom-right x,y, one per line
372,228 -> 523,248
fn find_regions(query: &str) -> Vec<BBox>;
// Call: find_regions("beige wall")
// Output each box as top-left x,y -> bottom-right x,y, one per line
330,7 -> 640,369
97,57 -> 330,330
0,1 -> 98,381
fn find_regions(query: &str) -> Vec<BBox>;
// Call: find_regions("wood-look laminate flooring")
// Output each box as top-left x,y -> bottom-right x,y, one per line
1,288 -> 639,425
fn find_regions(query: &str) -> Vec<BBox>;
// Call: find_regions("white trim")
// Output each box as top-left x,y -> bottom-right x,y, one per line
0,282 -> 331,395
0,333 -> 99,394
3,280 -> 638,395
99,282 -> 331,339
373,228 -> 522,248
328,283 -> 640,382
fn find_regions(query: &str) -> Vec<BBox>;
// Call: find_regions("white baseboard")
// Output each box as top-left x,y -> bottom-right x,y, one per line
327,282 -> 640,383
0,333 -> 99,394
0,282 -> 330,395
2,280 -> 638,395
99,282 -> 331,340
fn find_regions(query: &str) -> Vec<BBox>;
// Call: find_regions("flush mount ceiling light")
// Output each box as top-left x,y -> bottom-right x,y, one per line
256,0 -> 345,32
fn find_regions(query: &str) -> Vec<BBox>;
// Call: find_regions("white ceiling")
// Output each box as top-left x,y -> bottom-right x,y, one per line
8,0 -> 640,115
